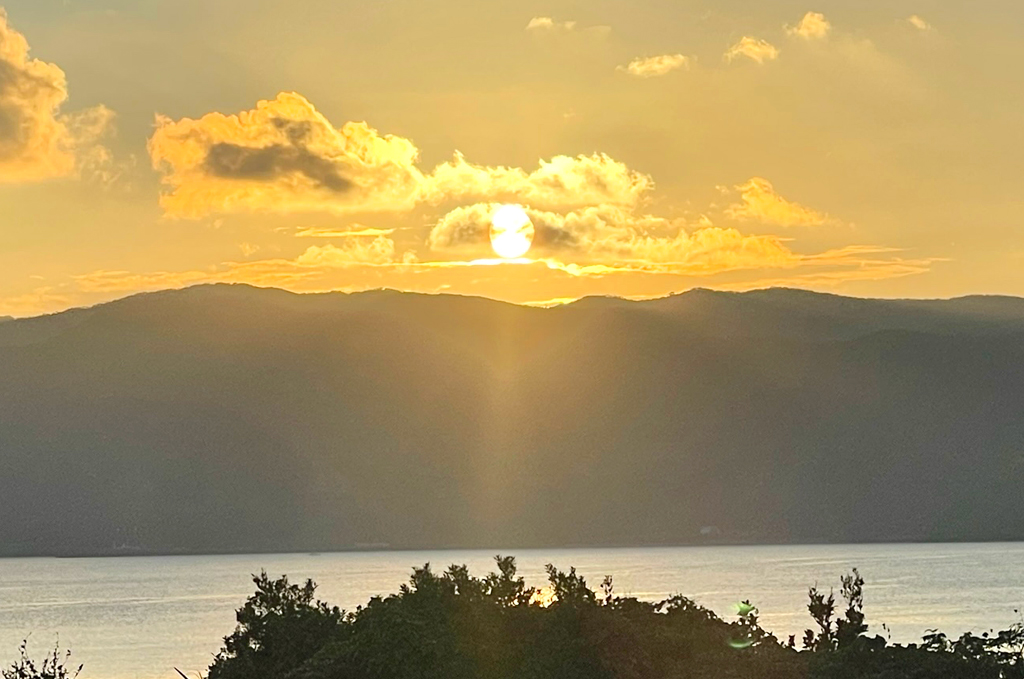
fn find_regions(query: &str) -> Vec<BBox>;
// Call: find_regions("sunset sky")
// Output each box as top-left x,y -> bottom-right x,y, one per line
1,0 -> 1021,316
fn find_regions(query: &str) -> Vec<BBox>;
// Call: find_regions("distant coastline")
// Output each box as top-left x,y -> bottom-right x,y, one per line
9,537 -> 1022,561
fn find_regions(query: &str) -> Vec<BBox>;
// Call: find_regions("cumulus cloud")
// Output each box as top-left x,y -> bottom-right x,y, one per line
424,203 -> 938,286
786,12 -> 831,40
148,92 -> 425,217
427,202 -> 798,273
619,54 -> 690,78
725,177 -> 830,227
427,203 -> 635,255
543,210 -> 796,271
148,93 -> 650,217
420,152 -> 652,210
907,15 -> 932,31
724,37 -> 780,64
0,9 -> 114,182
426,203 -> 496,253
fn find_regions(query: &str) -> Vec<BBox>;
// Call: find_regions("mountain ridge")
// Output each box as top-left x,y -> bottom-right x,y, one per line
8,282 -> 1024,341
2,284 -> 1023,556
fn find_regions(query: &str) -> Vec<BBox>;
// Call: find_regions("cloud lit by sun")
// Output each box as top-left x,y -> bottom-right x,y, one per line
2,1 -> 1010,316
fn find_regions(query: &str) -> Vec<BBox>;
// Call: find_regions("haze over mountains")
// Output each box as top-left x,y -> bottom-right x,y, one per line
2,285 -> 1024,557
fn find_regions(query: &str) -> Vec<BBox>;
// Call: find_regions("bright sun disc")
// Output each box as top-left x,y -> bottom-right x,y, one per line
490,204 -> 535,259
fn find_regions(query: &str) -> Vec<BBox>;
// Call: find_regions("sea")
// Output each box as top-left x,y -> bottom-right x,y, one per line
1,543 -> 1023,679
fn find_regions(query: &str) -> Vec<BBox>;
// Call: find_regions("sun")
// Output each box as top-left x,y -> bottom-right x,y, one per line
490,204 -> 535,259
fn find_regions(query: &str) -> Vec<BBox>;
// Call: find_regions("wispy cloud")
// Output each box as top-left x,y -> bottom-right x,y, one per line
0,286 -> 72,316
907,15 -> 932,31
294,236 -> 403,267
294,226 -> 396,238
725,178 -> 831,227
526,16 -> 611,37
3,237 -> 937,317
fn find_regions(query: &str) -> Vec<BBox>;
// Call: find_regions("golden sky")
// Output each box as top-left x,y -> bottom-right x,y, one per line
0,1 -> 1021,316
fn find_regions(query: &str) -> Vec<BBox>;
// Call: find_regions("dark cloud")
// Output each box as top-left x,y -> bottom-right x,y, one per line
271,118 -> 314,144
532,221 -> 580,249
204,142 -> 353,193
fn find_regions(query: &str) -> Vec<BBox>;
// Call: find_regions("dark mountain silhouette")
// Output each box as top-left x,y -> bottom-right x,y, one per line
2,284 -> 1024,556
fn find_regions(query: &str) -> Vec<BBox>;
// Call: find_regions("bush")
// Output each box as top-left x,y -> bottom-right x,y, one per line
207,571 -> 344,679
2,640 -> 80,679
210,558 -> 1024,679
11,559 -> 1024,679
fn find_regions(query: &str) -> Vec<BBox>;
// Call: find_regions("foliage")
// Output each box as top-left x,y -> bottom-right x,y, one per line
2,640 -> 80,679
917,615 -> 1024,678
221,557 -> 801,679
804,567 -> 870,652
204,561 -> 1024,679
8,560 -> 1024,679
207,571 -> 344,679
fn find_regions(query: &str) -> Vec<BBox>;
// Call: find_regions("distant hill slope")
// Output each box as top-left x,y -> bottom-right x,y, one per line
2,284 -> 1023,556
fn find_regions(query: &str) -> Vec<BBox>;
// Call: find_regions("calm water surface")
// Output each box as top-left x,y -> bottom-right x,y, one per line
1,543 -> 1023,679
